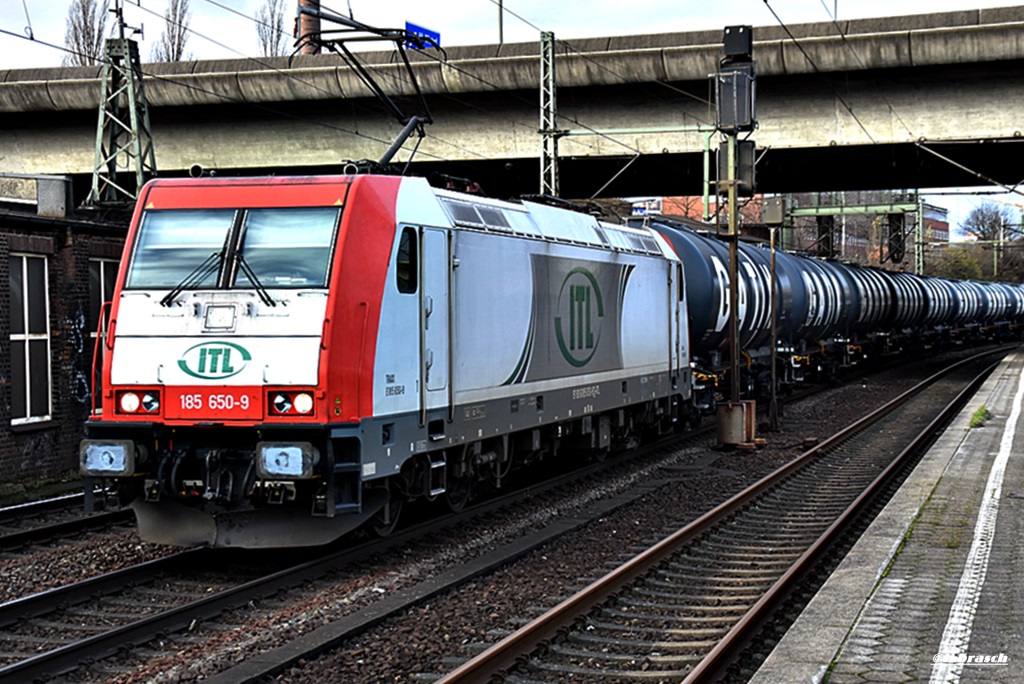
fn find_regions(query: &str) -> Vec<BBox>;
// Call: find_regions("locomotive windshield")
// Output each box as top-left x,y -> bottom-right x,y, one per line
126,209 -> 234,288
125,207 -> 341,290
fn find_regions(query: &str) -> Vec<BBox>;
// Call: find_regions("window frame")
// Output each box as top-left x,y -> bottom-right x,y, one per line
88,258 -> 119,340
9,253 -> 52,425
396,226 -> 418,294
124,206 -> 342,291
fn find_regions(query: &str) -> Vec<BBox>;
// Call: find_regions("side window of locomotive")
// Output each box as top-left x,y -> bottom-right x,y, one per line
126,209 -> 236,289
396,227 -> 417,294
237,207 -> 340,288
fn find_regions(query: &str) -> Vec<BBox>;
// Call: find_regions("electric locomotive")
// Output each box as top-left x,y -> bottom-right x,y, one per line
80,174 -> 690,547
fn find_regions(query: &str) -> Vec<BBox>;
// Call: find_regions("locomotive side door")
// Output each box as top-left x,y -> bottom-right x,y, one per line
674,261 -> 691,399
420,227 -> 451,425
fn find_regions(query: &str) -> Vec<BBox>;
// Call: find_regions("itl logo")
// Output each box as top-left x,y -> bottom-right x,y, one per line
554,267 -> 604,367
178,341 -> 251,380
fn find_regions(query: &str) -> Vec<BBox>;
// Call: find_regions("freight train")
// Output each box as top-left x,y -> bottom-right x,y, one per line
79,174 -> 1023,547
642,216 -> 1024,407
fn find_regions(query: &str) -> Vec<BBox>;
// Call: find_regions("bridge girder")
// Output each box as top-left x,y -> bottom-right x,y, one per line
2,7 -> 1024,198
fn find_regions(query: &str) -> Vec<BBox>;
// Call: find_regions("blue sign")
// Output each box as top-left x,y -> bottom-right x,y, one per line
405,21 -> 440,49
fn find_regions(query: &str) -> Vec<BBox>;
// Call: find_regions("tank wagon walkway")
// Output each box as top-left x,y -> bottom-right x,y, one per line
750,347 -> 1024,684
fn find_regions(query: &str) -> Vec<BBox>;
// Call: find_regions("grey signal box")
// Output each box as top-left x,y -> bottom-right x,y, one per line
715,64 -> 756,133
717,139 -> 756,197
715,25 -> 756,133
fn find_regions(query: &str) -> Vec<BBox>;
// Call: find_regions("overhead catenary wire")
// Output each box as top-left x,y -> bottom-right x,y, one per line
770,0 -> 1019,208
762,0 -> 876,144
155,1 -> 504,163
2,1 -> 543,174
405,0 -> 715,193
290,0 -> 678,194
3,0 -> 489,167
313,0 -> 650,158
484,0 -> 714,116
195,0 -> 513,162
815,6 -> 916,140
915,142 -> 1024,199
20,0 -> 33,39
0,23 -> 428,161
4,0 -> 706,194
313,0 -> 714,186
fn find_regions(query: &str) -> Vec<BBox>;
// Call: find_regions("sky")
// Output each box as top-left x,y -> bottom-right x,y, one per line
2,0 -> 1023,228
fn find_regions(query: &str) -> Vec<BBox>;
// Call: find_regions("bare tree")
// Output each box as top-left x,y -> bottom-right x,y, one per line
256,0 -> 290,57
63,0 -> 110,66
962,201 -> 1019,242
151,0 -> 193,62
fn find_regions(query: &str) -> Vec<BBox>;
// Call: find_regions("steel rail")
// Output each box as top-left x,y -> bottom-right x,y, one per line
0,549 -> 207,630
0,508 -> 133,549
434,349 -> 1005,683
0,492 -> 85,522
0,428 -> 702,684
680,357 -> 999,683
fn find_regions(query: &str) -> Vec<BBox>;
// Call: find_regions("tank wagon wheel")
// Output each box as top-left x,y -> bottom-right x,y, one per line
372,492 -> 404,537
445,474 -> 474,513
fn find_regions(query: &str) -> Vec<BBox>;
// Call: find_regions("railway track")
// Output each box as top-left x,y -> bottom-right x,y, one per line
0,348 -> 1004,683
433,349 -> 1001,683
0,493 -> 132,550
0,426 -> 710,684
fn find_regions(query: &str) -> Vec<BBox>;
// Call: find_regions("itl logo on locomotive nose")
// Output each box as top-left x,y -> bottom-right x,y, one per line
178,341 -> 252,380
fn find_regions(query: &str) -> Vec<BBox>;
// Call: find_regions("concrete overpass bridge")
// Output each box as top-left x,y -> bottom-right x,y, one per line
2,6 -> 1024,199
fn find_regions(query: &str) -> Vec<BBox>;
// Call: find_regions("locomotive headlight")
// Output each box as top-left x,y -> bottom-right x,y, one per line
141,392 -> 160,413
272,393 -> 292,413
293,393 -> 314,414
80,440 -> 135,476
255,442 -> 319,479
119,392 -> 141,413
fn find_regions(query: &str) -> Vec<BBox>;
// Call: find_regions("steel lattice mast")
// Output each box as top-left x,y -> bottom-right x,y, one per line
539,31 -> 560,197
89,0 -> 156,204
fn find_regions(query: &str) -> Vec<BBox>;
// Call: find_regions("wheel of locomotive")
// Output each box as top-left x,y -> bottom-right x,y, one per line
445,473 -> 473,512
372,492 -> 404,537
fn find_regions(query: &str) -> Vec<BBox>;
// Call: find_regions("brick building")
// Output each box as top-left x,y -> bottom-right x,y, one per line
1,177 -> 127,485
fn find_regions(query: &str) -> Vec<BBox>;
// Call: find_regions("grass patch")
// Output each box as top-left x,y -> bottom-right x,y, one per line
970,405 -> 992,428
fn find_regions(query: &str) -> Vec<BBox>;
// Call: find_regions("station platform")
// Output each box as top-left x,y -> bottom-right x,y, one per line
749,348 -> 1024,684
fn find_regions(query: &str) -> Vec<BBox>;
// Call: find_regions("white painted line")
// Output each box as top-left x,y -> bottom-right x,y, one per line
929,364 -> 1024,683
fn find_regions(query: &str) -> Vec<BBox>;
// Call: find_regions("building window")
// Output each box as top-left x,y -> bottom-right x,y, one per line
9,254 -> 52,424
89,259 -> 118,336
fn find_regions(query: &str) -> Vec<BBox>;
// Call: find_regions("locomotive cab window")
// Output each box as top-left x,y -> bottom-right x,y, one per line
396,227 -> 417,294
125,207 -> 340,291
126,209 -> 236,289
236,207 -> 339,288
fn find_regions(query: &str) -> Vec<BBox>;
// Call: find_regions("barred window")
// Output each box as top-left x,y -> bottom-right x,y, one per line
9,254 -> 52,424
88,259 -> 118,336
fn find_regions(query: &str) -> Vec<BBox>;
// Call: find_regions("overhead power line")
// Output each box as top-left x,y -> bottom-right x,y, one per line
762,0 -> 876,144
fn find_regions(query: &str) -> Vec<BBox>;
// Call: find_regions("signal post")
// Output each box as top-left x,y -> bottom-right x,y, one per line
714,26 -> 760,448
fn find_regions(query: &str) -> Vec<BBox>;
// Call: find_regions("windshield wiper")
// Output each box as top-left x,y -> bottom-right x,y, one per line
235,254 -> 276,307
159,252 -> 223,307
